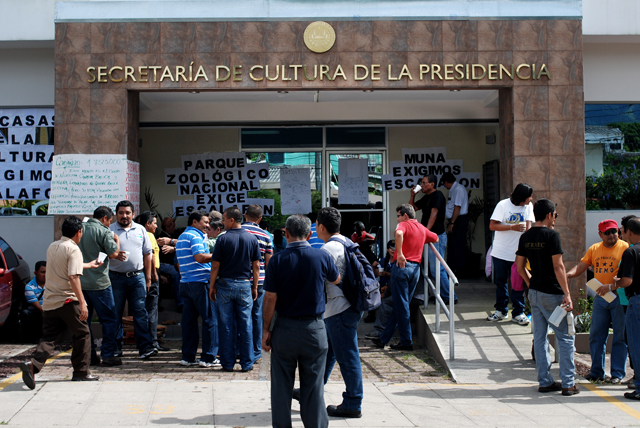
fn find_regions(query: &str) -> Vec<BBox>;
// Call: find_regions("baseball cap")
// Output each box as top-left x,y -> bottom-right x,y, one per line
598,219 -> 619,233
386,240 -> 396,249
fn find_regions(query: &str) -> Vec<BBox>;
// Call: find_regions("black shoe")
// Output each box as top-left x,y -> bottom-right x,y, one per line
292,388 -> 301,402
101,357 -> 123,367
624,391 -> 640,400
327,405 -> 362,418
19,362 -> 36,390
428,296 -> 436,303
584,374 -> 605,382
114,350 -> 123,358
155,345 -> 170,352
241,367 -> 253,373
90,356 -> 101,366
370,338 -> 385,349
221,367 -> 234,372
390,343 -> 413,351
72,374 -> 100,382
140,348 -> 158,360
538,381 -> 562,393
562,385 -> 580,396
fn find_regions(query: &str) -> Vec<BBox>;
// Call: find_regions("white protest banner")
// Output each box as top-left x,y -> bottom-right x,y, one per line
125,161 -> 141,214
48,155 -> 130,214
242,198 -> 275,216
172,199 -> 195,218
195,192 -> 248,206
383,147 -> 481,191
338,158 -> 369,205
280,168 -> 311,215
0,108 -> 55,200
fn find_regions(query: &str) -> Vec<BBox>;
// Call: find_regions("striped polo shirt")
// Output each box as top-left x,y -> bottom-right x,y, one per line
24,277 -> 45,305
241,222 -> 273,286
176,226 -> 211,283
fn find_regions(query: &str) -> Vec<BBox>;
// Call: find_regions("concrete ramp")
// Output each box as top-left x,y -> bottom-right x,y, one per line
420,280 -> 539,384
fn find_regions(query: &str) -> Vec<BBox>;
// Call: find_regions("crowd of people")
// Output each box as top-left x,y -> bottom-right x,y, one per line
15,172 -> 640,426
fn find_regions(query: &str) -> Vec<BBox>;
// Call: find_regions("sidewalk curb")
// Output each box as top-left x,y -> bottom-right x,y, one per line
0,348 -> 72,391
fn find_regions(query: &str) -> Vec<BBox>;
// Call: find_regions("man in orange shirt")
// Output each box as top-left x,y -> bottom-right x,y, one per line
567,219 -> 629,383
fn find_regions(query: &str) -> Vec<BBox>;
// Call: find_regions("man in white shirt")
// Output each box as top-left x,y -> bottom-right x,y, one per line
443,172 -> 469,277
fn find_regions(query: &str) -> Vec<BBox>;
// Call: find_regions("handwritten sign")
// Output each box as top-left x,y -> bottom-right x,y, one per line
338,158 -> 368,205
280,168 -> 311,215
48,155 -> 140,215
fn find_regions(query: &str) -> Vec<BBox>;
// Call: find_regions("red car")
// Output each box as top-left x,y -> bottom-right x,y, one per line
0,236 -> 31,328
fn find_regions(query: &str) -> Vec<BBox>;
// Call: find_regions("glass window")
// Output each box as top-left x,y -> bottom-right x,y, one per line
0,239 -> 18,269
245,152 -> 322,229
241,128 -> 322,149
326,127 -> 385,148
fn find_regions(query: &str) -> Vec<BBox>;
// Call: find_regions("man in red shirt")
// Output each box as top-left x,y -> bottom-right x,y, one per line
372,204 -> 438,350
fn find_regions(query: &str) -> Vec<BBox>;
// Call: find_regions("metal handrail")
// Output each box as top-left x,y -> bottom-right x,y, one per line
422,242 -> 459,360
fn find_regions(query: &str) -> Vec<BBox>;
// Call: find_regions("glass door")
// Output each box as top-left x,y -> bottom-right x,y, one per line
324,151 -> 386,260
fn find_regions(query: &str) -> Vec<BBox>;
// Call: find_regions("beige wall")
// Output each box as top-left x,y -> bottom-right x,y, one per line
387,125 -> 499,256
139,127 -> 240,227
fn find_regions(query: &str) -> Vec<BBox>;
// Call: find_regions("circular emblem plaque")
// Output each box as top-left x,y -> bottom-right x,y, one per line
303,21 -> 336,53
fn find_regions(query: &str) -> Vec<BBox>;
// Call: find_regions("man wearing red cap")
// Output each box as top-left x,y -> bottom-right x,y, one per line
567,219 -> 629,383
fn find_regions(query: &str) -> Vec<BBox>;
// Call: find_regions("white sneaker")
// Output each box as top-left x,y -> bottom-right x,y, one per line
487,311 -> 507,321
512,314 -> 530,326
199,359 -> 222,368
180,359 -> 200,367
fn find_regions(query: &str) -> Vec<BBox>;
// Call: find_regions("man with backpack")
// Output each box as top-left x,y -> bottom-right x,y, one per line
315,207 -> 364,418
372,204 -> 438,351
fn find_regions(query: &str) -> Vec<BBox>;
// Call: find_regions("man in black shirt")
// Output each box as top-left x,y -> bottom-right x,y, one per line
410,174 -> 456,304
608,217 -> 640,400
516,199 -> 578,396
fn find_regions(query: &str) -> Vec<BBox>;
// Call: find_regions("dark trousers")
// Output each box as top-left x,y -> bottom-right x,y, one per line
447,214 -> 468,274
20,306 -> 43,342
271,317 -> 328,428
146,279 -> 160,347
31,302 -> 91,377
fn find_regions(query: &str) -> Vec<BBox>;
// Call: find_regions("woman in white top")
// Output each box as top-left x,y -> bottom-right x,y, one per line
487,183 -> 534,325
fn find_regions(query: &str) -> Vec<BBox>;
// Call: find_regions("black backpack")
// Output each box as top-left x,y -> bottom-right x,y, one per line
328,236 -> 381,312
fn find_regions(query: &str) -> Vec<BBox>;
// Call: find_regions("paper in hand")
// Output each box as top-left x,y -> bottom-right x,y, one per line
97,252 -> 107,263
586,278 -> 617,303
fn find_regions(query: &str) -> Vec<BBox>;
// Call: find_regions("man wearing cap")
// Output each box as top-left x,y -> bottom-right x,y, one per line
567,219 -> 629,383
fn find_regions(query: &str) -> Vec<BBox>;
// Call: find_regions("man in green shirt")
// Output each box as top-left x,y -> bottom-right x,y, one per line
78,206 -> 122,366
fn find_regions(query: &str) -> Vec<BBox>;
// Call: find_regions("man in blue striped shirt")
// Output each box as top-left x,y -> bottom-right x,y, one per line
176,210 -> 219,368
242,204 -> 273,363
22,261 -> 47,341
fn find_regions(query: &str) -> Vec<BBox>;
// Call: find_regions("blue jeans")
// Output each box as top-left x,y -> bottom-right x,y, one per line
626,295 -> 640,392
590,295 -> 627,379
180,281 -> 218,363
83,287 -> 118,359
159,263 -> 183,308
380,261 -> 421,346
529,289 -> 575,388
493,256 -> 525,317
324,306 -> 364,412
145,280 -> 159,347
271,317 -> 328,428
429,232 -> 456,302
109,273 -> 154,355
373,295 -> 394,334
217,278 -> 253,370
252,286 -> 265,363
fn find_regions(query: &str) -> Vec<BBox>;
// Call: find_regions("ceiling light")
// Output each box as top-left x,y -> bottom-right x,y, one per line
189,91 -> 200,94
363,89 -> 374,93
277,91 -> 289,94
449,89 -> 461,92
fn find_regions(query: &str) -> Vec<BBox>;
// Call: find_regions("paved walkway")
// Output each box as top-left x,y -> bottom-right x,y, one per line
1,279 -> 640,426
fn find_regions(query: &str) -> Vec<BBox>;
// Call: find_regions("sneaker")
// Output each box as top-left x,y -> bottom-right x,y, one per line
610,377 -> 622,385
487,311 -> 507,322
623,377 -> 636,389
562,385 -> 580,396
140,348 -> 158,360
180,359 -> 200,367
199,359 -> 222,368
365,331 -> 381,340
512,314 -> 530,326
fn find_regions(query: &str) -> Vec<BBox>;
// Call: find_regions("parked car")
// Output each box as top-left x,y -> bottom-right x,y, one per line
0,207 -> 30,216
0,236 -> 31,332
